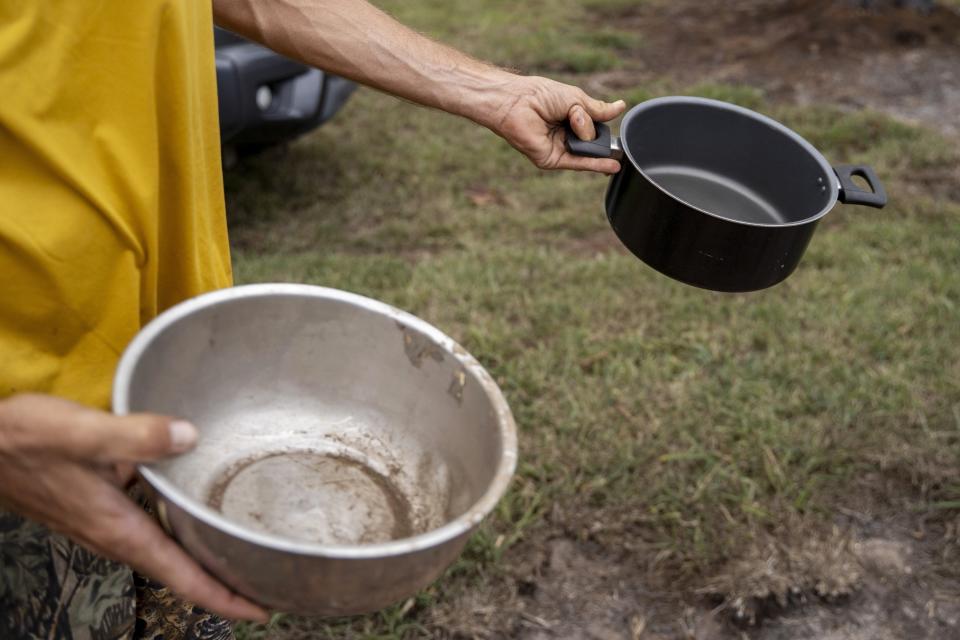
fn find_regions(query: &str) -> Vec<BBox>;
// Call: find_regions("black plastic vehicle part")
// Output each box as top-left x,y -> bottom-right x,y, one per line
215,28 -> 356,148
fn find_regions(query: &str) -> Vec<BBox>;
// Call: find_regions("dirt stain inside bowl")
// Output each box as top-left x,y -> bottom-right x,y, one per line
207,451 -> 413,545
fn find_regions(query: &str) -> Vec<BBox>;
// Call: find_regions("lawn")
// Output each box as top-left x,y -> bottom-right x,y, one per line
227,1 -> 960,637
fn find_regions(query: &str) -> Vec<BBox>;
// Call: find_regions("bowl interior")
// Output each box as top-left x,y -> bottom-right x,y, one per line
124,290 -> 509,547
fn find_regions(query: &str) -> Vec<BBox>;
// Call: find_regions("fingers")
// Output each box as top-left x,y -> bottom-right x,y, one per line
0,394 -> 198,463
91,502 -> 269,622
581,95 -> 626,123
566,95 -> 625,142
76,414 -> 199,463
568,104 -> 596,141
112,462 -> 139,487
554,154 -> 622,174
130,515 -> 270,622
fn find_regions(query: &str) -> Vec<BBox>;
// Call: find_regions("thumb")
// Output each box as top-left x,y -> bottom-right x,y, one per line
72,412 -> 199,463
582,96 -> 626,123
1,394 -> 199,463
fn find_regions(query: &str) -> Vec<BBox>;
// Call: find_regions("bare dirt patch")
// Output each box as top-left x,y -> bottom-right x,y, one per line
427,533 -> 684,639
586,0 -> 960,138
423,506 -> 960,639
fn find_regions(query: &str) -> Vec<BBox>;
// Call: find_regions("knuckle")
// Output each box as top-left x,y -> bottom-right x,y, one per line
129,415 -> 171,451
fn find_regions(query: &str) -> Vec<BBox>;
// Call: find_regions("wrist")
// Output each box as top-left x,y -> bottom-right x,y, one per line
448,67 -> 528,132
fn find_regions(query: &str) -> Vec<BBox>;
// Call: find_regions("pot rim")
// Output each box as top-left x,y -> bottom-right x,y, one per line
113,283 -> 518,560
619,96 -> 840,229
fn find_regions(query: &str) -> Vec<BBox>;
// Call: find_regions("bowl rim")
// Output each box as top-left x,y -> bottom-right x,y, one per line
112,283 -> 518,559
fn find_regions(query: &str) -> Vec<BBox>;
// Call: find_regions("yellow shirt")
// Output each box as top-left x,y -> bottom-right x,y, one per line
0,2 -> 233,638
0,0 -> 232,409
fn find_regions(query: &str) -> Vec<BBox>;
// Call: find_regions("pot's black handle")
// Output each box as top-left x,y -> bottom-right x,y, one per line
834,165 -> 887,208
564,121 -> 623,159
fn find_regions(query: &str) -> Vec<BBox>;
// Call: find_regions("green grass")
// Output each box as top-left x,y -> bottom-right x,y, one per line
371,0 -> 643,73
228,2 -> 960,637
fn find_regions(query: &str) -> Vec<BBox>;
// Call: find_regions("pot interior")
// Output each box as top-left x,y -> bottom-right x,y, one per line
621,99 -> 835,225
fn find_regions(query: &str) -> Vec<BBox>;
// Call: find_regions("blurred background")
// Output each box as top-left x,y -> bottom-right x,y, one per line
227,1 -> 960,638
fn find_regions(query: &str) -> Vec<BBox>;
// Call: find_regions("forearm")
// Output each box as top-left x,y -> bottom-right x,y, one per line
212,0 -> 515,129
213,0 -> 626,173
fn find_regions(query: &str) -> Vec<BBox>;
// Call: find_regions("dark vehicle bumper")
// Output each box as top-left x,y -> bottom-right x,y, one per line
215,28 -> 355,148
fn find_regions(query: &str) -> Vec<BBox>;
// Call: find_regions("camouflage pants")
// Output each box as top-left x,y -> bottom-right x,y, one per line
0,511 -> 234,640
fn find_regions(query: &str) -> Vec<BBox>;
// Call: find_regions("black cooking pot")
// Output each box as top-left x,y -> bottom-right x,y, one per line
565,97 -> 888,292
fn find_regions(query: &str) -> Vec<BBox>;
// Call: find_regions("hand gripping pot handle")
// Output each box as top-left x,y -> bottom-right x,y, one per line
834,164 -> 888,208
564,120 -> 624,160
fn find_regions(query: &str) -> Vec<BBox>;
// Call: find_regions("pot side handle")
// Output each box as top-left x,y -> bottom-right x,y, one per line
834,165 -> 888,208
564,121 -> 624,160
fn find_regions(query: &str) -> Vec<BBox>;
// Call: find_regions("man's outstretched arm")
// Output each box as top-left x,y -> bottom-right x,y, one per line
213,0 -> 626,174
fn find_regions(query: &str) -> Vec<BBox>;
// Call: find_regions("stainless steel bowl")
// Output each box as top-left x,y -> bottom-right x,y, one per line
112,284 -> 517,615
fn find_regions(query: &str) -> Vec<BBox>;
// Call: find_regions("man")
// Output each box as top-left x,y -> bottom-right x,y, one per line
0,0 -> 624,638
